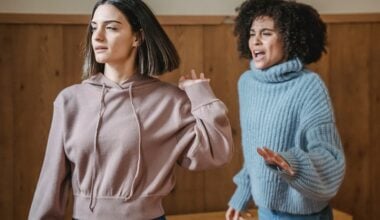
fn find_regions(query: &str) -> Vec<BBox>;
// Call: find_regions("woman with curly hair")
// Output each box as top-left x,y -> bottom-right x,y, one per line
226,0 -> 345,219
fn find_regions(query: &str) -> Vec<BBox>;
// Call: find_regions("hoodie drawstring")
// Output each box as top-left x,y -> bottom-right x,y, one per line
124,82 -> 143,201
88,82 -> 143,211
89,83 -> 107,211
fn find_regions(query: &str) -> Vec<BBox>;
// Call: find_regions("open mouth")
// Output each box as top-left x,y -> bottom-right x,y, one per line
253,50 -> 265,60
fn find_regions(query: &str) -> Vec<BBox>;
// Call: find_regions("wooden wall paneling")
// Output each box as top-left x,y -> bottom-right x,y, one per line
0,14 -> 380,220
12,24 -> 66,220
161,25 -> 206,214
62,25 -> 88,220
307,50 -> 330,87
62,25 -> 87,86
369,22 -> 380,220
203,24 -> 249,211
0,24 -> 15,220
161,25 -> 204,84
328,23 -> 371,219
306,24 -> 331,87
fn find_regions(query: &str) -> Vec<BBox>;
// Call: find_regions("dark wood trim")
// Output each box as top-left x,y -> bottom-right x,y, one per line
321,13 -> 380,23
0,13 -> 379,25
158,16 -> 228,25
0,13 -> 227,25
0,13 -> 90,25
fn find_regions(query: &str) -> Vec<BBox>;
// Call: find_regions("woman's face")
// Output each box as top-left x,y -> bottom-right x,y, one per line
91,4 -> 138,66
248,16 -> 286,69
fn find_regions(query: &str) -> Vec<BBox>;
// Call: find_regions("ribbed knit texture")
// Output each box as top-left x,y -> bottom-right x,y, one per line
229,58 -> 345,215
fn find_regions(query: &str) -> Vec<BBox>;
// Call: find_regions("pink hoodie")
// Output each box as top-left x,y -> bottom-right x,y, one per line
29,73 -> 233,220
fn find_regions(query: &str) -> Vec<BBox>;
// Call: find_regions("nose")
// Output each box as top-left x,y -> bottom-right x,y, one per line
252,35 -> 261,45
92,27 -> 104,42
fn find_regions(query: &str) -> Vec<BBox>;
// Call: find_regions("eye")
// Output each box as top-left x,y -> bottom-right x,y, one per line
106,26 -> 118,31
249,32 -> 256,37
90,26 -> 97,32
262,31 -> 272,36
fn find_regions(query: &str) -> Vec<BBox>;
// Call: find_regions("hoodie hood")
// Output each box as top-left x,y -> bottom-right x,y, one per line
83,72 -> 158,90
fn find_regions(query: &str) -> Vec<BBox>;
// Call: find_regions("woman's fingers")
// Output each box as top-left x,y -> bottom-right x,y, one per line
179,69 -> 210,90
191,69 -> 197,79
257,147 -> 273,163
233,210 -> 240,220
187,69 -> 208,80
226,207 -> 235,220
281,162 -> 295,175
257,147 -> 295,176
200,72 -> 205,79
257,147 -> 268,160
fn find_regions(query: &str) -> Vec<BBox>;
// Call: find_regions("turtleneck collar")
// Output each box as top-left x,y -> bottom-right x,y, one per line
249,58 -> 304,83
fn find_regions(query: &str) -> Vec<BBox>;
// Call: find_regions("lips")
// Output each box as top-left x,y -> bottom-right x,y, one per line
94,46 -> 108,52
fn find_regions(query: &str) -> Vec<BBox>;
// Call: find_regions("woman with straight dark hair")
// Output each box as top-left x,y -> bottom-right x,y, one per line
29,0 -> 233,219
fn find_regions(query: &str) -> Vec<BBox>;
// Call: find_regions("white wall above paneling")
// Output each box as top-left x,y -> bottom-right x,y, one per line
0,0 -> 379,15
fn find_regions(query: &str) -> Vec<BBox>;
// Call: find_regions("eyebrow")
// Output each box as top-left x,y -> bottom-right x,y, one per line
91,20 -> 122,25
250,28 -> 275,32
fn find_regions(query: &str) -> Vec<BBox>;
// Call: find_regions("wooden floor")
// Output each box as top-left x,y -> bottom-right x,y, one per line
167,209 -> 352,220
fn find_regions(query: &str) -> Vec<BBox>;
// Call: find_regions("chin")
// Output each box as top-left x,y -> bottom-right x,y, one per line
253,62 -> 267,70
95,57 -> 108,63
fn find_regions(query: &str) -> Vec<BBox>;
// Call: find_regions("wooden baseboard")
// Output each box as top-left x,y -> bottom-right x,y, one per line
167,209 -> 353,220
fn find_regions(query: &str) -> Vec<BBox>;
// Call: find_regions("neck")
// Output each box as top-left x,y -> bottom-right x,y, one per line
104,63 -> 137,84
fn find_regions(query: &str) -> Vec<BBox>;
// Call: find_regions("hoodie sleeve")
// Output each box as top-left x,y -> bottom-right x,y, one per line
29,97 -> 71,220
176,81 -> 234,170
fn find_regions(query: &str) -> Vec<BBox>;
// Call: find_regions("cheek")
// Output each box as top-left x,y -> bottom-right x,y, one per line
91,35 -> 97,49
277,46 -> 286,61
248,38 -> 254,53
270,43 -> 285,59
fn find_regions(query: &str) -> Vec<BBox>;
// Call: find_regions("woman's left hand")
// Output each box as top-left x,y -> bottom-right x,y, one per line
179,69 -> 210,90
257,147 -> 295,176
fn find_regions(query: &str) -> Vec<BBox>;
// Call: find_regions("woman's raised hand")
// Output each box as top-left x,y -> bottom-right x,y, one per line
257,147 -> 295,176
179,69 -> 210,90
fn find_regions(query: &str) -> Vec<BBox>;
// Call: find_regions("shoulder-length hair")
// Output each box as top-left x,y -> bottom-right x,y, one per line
234,0 -> 327,64
82,0 -> 180,79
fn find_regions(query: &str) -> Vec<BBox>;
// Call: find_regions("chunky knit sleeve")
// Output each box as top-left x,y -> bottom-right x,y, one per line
176,81 -> 234,170
273,76 -> 345,201
29,96 -> 71,220
228,165 -> 252,211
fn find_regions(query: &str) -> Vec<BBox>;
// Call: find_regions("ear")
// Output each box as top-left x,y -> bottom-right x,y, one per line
132,35 -> 139,47
132,29 -> 144,47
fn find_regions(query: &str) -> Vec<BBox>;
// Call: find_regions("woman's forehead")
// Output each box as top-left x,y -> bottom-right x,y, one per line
92,4 -> 126,23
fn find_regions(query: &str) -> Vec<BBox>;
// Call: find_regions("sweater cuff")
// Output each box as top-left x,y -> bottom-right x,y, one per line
275,151 -> 304,180
183,81 -> 219,110
228,186 -> 251,211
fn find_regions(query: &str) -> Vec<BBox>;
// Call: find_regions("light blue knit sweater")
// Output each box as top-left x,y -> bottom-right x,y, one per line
229,58 -> 345,215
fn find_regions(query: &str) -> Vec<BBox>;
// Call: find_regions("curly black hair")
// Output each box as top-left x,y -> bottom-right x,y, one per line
234,0 -> 326,64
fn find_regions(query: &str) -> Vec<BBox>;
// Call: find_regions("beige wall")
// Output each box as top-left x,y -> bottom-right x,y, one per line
0,0 -> 379,15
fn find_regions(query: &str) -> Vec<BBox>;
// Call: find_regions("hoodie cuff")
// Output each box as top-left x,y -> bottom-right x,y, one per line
183,81 -> 219,110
